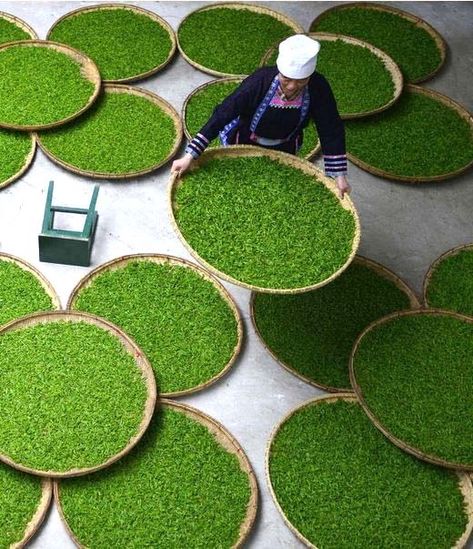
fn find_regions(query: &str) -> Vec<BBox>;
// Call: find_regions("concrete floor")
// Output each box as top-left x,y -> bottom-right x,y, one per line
0,1 -> 472,547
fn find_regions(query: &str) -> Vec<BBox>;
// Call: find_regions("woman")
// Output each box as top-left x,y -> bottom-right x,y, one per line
172,34 -> 351,198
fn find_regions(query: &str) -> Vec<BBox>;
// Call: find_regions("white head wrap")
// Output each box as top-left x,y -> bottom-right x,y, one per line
276,34 -> 320,79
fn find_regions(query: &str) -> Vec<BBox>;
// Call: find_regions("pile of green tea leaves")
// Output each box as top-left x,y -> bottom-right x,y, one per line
58,406 -> 252,547
353,313 -> 473,467
0,462 -> 44,547
0,130 -> 33,187
0,44 -> 95,127
185,80 -> 241,147
39,90 -> 177,175
178,7 -> 296,75
426,247 -> 473,317
0,321 -> 149,473
263,39 -> 395,116
173,156 -> 356,290
185,79 -> 319,157
311,6 -> 443,82
269,398 -> 469,548
345,90 -> 473,178
48,7 -> 173,81
253,260 -> 412,390
0,15 -> 33,44
72,260 -> 239,394
0,259 -> 56,325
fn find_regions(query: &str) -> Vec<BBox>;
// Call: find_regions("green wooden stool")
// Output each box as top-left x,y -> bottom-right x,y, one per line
39,181 -> 99,267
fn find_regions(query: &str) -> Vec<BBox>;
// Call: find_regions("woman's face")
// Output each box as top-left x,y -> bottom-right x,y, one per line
278,73 -> 310,99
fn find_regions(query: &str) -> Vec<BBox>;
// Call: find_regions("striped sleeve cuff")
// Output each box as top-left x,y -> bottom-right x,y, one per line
324,154 -> 348,177
185,133 -> 210,159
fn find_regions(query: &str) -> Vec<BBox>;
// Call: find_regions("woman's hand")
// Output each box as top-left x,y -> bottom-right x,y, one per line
336,175 -> 351,199
171,153 -> 194,177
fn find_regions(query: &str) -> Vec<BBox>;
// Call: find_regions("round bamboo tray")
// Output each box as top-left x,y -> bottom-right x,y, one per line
0,134 -> 36,190
182,77 -> 243,143
47,3 -> 177,83
54,399 -> 259,548
182,77 -> 321,160
266,393 -> 473,549
0,40 -> 101,131
0,252 -> 61,311
350,308 -> 473,471
347,85 -> 473,183
36,83 -> 183,179
0,310 -> 157,478
423,243 -> 473,308
260,32 -> 403,119
0,11 -> 38,40
309,2 -> 447,84
67,253 -> 243,397
177,2 -> 304,78
250,254 -> 420,393
12,479 -> 52,549
168,145 -> 361,294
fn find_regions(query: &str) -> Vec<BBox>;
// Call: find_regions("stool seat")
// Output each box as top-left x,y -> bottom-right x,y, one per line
38,181 -> 99,267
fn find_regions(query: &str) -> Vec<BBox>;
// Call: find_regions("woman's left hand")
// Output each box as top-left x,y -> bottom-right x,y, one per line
336,175 -> 351,199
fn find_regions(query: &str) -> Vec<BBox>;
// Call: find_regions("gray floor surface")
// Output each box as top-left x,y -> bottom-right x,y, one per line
0,1 -> 472,547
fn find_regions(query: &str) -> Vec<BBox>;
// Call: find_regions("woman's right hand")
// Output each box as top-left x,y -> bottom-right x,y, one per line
171,153 -> 194,177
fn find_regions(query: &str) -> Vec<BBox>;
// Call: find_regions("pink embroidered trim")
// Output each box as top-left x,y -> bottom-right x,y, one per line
270,93 -> 303,108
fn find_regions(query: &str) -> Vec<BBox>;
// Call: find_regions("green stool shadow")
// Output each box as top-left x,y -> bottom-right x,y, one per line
39,181 -> 99,267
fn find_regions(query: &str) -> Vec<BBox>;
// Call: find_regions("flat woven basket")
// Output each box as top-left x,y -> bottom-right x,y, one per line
54,399 -> 259,548
67,253 -> 243,397
347,85 -> 473,183
349,308 -> 473,471
309,2 -> 447,84
177,2 -> 304,78
266,393 -> 473,549
250,254 -> 420,393
182,77 -> 321,160
47,3 -> 177,83
260,32 -> 403,119
36,83 -> 183,179
0,40 -> 101,131
0,252 -> 61,310
0,310 -> 157,478
0,134 -> 36,190
168,145 -> 361,294
11,479 -> 52,549
423,243 -> 473,307
0,10 -> 38,40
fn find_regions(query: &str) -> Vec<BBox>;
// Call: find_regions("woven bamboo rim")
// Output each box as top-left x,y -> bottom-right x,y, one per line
250,254 -> 420,393
347,85 -> 473,183
266,393 -> 473,549
309,2 -> 447,84
177,2 -> 304,78
54,399 -> 258,548
36,84 -> 183,179
350,308 -> 473,471
260,32 -> 403,119
0,40 -> 101,131
0,310 -> 157,478
0,11 -> 38,40
182,77 -> 321,160
12,478 -> 52,549
168,145 -> 360,294
0,133 -> 36,190
182,77 -> 243,143
67,253 -> 243,397
0,252 -> 61,311
47,3 -> 177,83
423,243 -> 473,308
